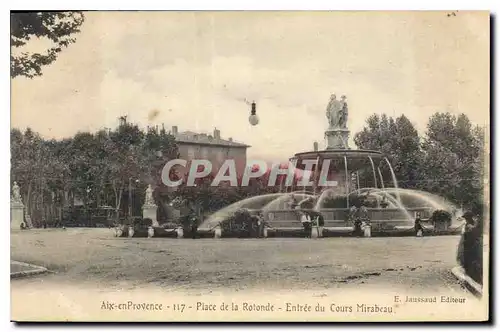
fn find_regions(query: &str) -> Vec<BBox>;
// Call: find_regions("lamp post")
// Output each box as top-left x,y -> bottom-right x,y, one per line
86,187 -> 91,226
128,177 -> 139,218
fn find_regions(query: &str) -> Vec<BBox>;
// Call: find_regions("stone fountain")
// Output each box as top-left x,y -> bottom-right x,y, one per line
199,94 -> 462,237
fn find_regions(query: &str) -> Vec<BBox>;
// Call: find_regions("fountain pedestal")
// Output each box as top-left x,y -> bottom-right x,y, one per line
214,225 -> 222,238
325,128 -> 350,149
176,227 -> 184,239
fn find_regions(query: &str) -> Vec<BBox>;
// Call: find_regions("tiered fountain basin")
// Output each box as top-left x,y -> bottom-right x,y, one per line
198,147 -> 464,237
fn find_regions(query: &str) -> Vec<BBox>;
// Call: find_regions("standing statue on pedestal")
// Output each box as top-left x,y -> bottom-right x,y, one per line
11,181 -> 26,230
142,184 -> 159,227
12,181 -> 22,203
144,184 -> 155,205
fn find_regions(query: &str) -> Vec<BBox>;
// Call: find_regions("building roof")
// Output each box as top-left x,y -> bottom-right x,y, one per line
174,131 -> 250,148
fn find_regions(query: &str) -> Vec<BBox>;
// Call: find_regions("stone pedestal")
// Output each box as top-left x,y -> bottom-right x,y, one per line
147,226 -> 155,238
176,227 -> 184,239
325,128 -> 350,149
142,204 -> 159,227
363,225 -> 372,237
214,225 -> 222,239
114,227 -> 123,237
128,226 -> 135,238
11,201 -> 24,230
311,225 -> 319,238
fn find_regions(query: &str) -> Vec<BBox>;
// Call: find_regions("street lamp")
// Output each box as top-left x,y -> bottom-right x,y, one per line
128,178 -> 140,218
248,101 -> 259,126
86,187 -> 91,226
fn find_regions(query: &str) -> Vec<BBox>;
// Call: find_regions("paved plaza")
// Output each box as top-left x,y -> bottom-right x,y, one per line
11,228 -> 472,295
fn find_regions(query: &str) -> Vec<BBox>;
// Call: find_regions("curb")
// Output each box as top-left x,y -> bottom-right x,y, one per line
11,261 -> 48,279
451,266 -> 482,298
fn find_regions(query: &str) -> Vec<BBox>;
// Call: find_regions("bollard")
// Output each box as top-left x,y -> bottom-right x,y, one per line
263,227 -> 268,238
214,225 -> 222,239
128,226 -> 135,238
147,226 -> 155,238
311,225 -> 319,239
363,224 -> 372,237
176,227 -> 184,239
114,227 -> 123,237
319,226 -> 324,238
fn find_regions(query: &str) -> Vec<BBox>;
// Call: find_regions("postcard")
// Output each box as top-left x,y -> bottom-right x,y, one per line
10,10 -> 490,322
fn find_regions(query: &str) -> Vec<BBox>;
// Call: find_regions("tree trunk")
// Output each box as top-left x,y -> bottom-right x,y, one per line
112,181 -> 124,222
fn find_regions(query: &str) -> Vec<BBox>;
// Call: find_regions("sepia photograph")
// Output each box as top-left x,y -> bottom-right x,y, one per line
9,10 -> 490,322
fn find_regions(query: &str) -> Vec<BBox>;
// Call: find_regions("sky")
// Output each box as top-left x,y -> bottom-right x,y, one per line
11,11 -> 489,161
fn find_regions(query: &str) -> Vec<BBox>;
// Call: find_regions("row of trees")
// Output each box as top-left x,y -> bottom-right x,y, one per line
354,112 -> 486,214
10,119 -> 283,226
10,112 -> 486,226
10,119 -> 178,226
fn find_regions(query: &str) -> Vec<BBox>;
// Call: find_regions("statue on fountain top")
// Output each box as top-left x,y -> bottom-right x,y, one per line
326,94 -> 348,129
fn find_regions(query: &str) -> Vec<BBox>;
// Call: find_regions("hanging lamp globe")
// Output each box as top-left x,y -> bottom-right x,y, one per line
248,101 -> 259,126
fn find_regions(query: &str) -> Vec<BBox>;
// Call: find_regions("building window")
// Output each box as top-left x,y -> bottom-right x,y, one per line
217,150 -> 225,163
201,147 -> 209,159
187,147 -> 195,160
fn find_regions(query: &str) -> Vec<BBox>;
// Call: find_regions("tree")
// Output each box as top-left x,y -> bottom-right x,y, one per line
10,128 -> 49,225
421,113 -> 485,210
107,122 -> 145,220
354,114 -> 422,189
11,11 -> 85,78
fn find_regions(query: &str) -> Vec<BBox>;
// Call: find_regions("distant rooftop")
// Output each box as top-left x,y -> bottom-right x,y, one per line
170,126 -> 250,148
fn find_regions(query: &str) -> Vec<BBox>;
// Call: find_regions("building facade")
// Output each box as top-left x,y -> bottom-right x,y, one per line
171,126 -> 250,178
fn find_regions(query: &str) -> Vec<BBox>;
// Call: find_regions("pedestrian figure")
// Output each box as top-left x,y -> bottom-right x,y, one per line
190,214 -> 198,239
300,211 -> 312,238
348,205 -> 360,237
458,211 -> 483,283
256,212 -> 264,238
414,212 -> 424,237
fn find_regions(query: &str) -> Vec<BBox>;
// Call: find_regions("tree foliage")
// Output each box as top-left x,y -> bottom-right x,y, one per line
10,119 -> 179,226
354,114 -> 422,188
11,11 -> 85,78
354,112 -> 486,212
